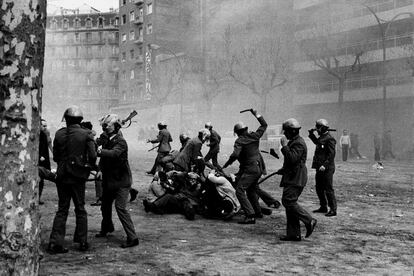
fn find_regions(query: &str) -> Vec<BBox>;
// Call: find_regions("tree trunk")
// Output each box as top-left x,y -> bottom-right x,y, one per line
337,78 -> 345,130
0,1 -> 46,275
261,93 -> 268,118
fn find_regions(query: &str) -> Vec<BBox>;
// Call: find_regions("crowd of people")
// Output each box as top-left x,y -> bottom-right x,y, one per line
40,104 -> 372,254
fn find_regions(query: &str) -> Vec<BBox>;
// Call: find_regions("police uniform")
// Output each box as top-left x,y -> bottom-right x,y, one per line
49,124 -> 96,248
204,128 -> 221,169
148,127 -> 173,174
98,133 -> 138,241
309,131 -> 337,213
224,115 -> 267,219
279,134 -> 313,238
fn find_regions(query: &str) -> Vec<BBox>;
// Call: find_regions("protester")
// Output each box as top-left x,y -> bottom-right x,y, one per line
204,122 -> 222,170
38,119 -> 52,205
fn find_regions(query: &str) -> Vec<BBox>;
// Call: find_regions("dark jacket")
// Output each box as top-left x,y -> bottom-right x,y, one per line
208,129 -> 221,153
279,135 -> 308,187
173,137 -> 203,172
39,130 -> 51,170
309,131 -> 336,170
99,133 -> 132,190
53,124 -> 97,182
226,116 -> 267,175
150,128 -> 172,153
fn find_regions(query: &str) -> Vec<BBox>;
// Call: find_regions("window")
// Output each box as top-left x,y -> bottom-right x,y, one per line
130,49 -> 134,59
122,52 -> 126,62
114,18 -> 119,26
138,47 -> 143,55
147,3 -> 153,14
122,91 -> 126,101
86,46 -> 91,56
74,32 -> 80,42
122,71 -> 127,80
51,20 -> 57,29
62,19 -> 69,29
115,31 -> 119,41
130,70 -> 135,79
122,0 -> 126,5
98,73 -> 103,83
129,30 -> 135,40
138,27 -> 143,37
86,32 -> 92,42
122,14 -> 127,24
122,33 -> 127,42
74,18 -> 81,28
147,24 -> 152,34
98,31 -> 103,42
75,46 -> 79,57
86,18 -> 92,28
130,11 -> 135,22
139,7 -> 143,16
98,17 -> 104,28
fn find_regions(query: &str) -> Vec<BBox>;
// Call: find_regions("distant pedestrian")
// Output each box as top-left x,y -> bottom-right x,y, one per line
349,132 -> 362,159
308,119 -> 337,217
373,132 -> 381,161
382,130 -> 395,160
339,129 -> 350,161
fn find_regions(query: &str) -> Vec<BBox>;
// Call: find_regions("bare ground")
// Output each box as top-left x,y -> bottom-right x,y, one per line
39,147 -> 414,276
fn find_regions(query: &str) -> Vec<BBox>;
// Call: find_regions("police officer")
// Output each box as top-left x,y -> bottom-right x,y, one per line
277,118 -> 316,241
204,122 -> 222,170
147,121 -> 173,175
95,114 -> 139,248
308,119 -> 337,217
222,109 -> 267,224
48,106 -> 97,254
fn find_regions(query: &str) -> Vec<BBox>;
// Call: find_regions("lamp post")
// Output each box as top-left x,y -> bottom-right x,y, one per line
147,43 -> 184,131
363,5 -> 414,132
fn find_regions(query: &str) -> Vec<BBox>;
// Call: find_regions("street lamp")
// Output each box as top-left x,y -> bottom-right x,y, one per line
363,5 -> 414,132
147,43 -> 184,131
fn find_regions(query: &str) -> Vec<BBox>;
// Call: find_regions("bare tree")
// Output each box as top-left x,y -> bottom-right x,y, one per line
223,25 -> 288,116
298,35 -> 364,128
0,0 -> 46,275
151,56 -> 183,108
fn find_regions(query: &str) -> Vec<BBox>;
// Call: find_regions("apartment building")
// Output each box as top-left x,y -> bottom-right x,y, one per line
116,0 -> 199,110
293,0 -> 414,157
43,9 -> 120,127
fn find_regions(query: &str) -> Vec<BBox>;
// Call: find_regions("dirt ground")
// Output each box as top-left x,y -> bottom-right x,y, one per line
38,145 -> 414,276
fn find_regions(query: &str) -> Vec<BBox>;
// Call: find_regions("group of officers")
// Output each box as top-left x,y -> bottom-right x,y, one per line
45,105 -> 338,254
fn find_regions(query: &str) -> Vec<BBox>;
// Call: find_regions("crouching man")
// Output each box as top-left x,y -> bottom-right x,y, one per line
95,114 -> 139,248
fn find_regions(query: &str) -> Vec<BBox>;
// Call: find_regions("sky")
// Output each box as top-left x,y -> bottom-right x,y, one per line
47,0 -> 119,14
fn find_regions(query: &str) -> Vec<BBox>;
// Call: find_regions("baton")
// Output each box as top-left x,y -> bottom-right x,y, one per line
240,108 -> 253,113
148,145 -> 159,152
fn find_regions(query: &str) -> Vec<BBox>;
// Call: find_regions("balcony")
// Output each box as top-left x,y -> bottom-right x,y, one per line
135,55 -> 144,64
133,36 -> 144,44
134,0 -> 144,5
133,16 -> 143,25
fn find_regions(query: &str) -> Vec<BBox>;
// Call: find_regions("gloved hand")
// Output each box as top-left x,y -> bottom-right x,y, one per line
250,109 -> 257,116
319,165 -> 326,172
280,136 -> 288,147
269,148 -> 279,159
96,171 -> 102,180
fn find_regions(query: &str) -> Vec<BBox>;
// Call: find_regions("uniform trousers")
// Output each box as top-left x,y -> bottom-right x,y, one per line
204,149 -> 221,170
282,185 -> 313,237
315,169 -> 337,211
235,172 -> 262,217
150,151 -> 169,174
49,180 -> 87,245
100,187 -> 137,240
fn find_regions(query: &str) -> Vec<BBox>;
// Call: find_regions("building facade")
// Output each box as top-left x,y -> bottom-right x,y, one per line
43,10 -> 120,127
293,0 -> 414,158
